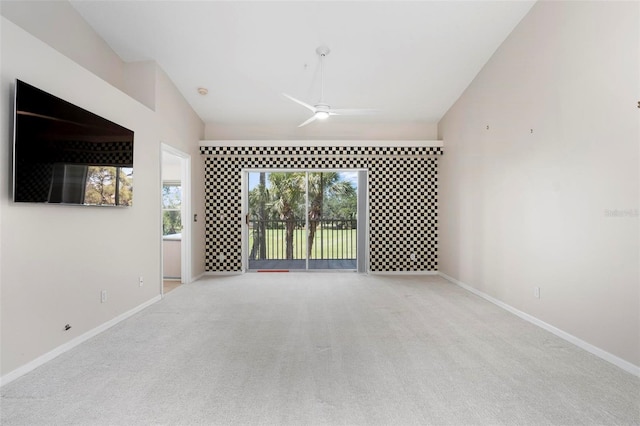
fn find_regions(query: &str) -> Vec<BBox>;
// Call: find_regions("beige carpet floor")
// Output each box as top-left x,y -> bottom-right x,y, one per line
1,273 -> 638,425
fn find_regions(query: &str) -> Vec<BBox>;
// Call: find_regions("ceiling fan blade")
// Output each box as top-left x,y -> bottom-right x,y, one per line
298,115 -> 319,128
282,93 -> 316,113
330,108 -> 379,116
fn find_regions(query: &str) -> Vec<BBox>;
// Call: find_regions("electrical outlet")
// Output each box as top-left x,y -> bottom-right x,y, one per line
139,276 -> 144,287
100,290 -> 107,303
410,253 -> 416,261
534,287 -> 540,299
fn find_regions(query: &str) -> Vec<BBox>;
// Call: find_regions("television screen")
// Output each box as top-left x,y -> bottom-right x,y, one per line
12,80 -> 134,206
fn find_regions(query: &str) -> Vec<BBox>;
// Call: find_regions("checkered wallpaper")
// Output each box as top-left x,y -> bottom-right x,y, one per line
200,145 -> 442,272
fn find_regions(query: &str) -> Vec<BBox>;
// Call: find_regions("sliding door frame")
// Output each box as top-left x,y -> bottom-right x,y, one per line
241,168 -> 369,273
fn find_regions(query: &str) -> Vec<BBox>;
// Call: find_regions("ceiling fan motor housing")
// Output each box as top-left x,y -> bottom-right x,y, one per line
316,46 -> 330,57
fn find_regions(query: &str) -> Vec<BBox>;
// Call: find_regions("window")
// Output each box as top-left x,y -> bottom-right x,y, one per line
84,166 -> 133,206
48,165 -> 133,206
162,181 -> 182,236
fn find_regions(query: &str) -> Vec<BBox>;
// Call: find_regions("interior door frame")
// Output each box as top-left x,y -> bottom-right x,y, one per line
160,143 -> 192,294
242,168 -> 369,273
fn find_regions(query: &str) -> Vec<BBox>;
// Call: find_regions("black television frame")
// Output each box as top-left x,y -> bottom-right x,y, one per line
12,79 -> 135,207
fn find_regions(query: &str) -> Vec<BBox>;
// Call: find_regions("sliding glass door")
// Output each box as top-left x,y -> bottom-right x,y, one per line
246,170 -> 360,271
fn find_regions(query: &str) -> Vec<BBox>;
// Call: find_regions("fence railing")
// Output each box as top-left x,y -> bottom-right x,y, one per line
248,219 -> 356,260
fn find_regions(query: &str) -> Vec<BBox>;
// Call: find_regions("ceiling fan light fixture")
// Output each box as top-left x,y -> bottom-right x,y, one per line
284,46 -> 376,127
315,111 -> 330,120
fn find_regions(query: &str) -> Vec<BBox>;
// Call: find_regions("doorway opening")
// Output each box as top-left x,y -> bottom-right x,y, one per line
161,144 -> 192,295
243,170 -> 367,272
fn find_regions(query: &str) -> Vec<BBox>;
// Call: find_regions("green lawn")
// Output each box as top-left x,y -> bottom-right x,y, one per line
248,228 -> 356,260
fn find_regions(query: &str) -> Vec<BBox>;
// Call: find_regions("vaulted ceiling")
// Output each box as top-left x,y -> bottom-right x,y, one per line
70,1 -> 535,138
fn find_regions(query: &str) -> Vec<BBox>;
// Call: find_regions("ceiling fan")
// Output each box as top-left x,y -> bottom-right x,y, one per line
283,46 -> 377,127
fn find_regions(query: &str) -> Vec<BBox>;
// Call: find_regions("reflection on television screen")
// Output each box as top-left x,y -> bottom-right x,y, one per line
13,80 -> 135,206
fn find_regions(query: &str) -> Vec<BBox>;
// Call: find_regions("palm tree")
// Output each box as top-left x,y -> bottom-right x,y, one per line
248,172 -> 268,260
307,172 -> 355,258
268,172 -> 305,259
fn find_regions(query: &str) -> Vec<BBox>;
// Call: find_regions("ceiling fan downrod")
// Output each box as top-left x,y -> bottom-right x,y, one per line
316,46 -> 330,105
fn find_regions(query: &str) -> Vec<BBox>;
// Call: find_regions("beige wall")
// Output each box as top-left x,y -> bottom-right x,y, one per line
124,60 -> 157,111
1,1 -> 161,112
155,68 -> 207,279
0,15 -> 204,378
438,1 -> 639,367
0,0 -> 125,91
205,122 -> 439,140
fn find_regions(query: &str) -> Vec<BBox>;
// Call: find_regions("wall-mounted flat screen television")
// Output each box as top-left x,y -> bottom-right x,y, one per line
12,80 -> 134,206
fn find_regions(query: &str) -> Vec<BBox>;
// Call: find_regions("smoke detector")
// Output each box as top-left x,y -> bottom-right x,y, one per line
197,87 -> 208,96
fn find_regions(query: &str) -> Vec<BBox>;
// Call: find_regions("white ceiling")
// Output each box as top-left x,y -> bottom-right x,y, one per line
70,1 -> 535,135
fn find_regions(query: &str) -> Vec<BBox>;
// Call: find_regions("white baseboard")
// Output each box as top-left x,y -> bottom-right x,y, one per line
204,271 -> 440,276
191,272 -> 205,282
204,271 -> 439,276
203,271 -> 243,276
369,271 -> 439,276
0,295 -> 162,387
438,272 -> 640,378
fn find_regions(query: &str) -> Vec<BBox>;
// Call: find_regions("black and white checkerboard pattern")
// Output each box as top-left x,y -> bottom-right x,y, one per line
14,140 -> 133,202
56,140 -> 134,166
201,146 -> 442,272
